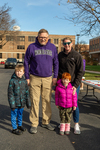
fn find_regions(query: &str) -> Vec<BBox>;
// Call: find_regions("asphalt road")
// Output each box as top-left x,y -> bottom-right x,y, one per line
0,65 -> 100,150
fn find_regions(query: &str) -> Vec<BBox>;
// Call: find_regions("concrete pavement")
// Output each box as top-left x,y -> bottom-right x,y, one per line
85,70 -> 100,74
0,67 -> 100,150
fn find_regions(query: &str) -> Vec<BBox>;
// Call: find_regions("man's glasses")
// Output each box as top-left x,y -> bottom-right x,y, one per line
39,37 -> 48,40
63,42 -> 71,45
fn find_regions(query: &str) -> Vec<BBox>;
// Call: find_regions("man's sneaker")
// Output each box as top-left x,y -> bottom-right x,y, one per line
41,123 -> 55,131
74,124 -> 81,134
58,124 -> 60,128
30,127 -> 37,134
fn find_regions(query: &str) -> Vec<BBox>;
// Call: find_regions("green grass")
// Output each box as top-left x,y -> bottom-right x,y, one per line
85,65 -> 100,72
84,72 -> 100,80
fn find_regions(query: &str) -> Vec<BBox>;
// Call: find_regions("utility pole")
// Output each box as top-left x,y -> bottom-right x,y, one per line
76,34 -> 80,53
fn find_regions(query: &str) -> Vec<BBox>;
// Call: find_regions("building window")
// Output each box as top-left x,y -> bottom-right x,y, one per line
17,53 -> 19,59
17,45 -> 25,49
98,43 -> 99,48
90,45 -> 92,50
0,45 -> 2,49
61,39 -> 63,44
22,53 -> 25,59
61,47 -> 64,51
95,44 -> 98,49
6,36 -> 14,41
0,53 -> 2,58
49,39 -> 51,42
17,36 -> 25,41
28,36 -> 36,42
0,36 -> 2,41
54,39 -> 58,44
56,47 -> 58,51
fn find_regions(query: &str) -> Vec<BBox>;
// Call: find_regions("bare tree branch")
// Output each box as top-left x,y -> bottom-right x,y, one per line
0,3 -> 18,47
58,0 -> 100,36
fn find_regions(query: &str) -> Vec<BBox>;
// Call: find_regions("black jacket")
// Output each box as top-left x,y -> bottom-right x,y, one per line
8,72 -> 31,109
58,48 -> 83,88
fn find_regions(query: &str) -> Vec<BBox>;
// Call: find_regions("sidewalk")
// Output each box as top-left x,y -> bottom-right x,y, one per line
85,70 -> 100,74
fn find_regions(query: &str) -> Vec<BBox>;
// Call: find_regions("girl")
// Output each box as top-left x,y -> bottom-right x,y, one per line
55,72 -> 77,135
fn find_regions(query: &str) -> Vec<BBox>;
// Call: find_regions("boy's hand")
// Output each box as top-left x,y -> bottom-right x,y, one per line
73,106 -> 76,111
12,108 -> 15,111
56,106 -> 59,108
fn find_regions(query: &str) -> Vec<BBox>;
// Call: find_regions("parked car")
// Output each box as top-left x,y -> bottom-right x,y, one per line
0,61 -> 5,65
5,58 -> 17,69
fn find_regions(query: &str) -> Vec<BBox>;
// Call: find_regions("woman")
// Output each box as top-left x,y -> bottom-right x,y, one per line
58,37 -> 83,134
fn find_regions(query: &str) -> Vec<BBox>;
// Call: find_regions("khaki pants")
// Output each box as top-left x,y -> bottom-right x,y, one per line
29,74 -> 52,127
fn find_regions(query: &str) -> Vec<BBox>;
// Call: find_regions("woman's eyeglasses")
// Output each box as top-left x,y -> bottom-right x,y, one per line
63,42 -> 71,45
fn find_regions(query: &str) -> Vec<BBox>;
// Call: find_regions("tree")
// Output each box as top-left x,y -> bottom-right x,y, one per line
58,0 -> 100,36
75,40 -> 91,65
0,4 -> 18,47
75,40 -> 88,52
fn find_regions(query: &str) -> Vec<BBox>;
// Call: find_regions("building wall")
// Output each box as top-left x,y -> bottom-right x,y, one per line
0,31 -> 75,62
89,36 -> 100,63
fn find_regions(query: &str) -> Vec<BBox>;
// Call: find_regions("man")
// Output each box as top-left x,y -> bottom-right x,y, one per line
24,29 -> 58,134
58,37 -> 83,134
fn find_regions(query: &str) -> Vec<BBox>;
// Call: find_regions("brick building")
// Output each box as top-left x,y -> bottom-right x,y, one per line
0,31 -> 75,62
89,36 -> 100,63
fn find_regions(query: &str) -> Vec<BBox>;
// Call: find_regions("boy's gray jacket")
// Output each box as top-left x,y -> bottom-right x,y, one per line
8,72 -> 31,109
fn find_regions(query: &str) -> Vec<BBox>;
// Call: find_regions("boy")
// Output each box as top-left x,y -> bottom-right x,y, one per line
8,64 -> 31,135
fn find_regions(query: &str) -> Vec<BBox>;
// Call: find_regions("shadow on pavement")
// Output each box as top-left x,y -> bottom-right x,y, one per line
0,104 -> 31,133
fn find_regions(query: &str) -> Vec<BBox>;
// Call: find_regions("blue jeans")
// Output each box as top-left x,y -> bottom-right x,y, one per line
11,108 -> 24,129
73,85 -> 80,123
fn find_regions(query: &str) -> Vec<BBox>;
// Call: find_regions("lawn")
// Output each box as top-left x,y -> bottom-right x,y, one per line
85,65 -> 100,72
84,72 -> 100,80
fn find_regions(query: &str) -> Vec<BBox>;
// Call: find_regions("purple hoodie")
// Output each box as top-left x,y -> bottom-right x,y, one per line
83,59 -> 86,71
24,37 -> 58,79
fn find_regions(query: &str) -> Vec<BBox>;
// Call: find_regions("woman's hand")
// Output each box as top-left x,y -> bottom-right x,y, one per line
72,86 -> 76,95
73,106 -> 76,111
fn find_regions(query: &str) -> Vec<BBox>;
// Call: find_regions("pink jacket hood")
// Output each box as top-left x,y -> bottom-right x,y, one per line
55,79 -> 77,108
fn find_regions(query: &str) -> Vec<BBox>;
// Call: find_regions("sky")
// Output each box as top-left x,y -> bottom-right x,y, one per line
1,0 -> 94,44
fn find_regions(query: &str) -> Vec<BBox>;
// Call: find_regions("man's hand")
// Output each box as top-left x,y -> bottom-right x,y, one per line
56,106 -> 59,108
72,86 -> 76,95
52,78 -> 57,86
26,79 -> 30,86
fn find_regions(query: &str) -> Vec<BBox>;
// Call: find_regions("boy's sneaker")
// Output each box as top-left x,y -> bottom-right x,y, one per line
18,126 -> 26,132
41,123 -> 55,131
30,127 -> 37,134
12,129 -> 23,135
74,124 -> 81,134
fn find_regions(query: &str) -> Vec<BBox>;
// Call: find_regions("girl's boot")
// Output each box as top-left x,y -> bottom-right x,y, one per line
65,123 -> 70,135
60,123 -> 65,135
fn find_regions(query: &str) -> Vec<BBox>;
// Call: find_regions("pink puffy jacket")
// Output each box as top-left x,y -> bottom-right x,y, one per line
55,79 -> 77,108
